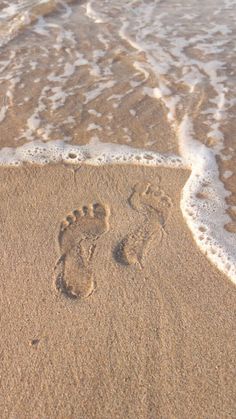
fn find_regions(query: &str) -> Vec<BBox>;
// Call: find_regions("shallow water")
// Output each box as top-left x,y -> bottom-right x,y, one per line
0,0 -> 235,283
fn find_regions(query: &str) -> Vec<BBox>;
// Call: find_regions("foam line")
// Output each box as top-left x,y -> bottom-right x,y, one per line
0,140 -> 186,168
179,116 -> 236,284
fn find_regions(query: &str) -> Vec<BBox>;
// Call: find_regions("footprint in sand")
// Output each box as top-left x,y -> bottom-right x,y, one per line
115,180 -> 172,269
54,203 -> 110,299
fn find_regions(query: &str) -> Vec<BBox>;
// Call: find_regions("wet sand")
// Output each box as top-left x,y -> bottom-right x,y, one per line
0,163 -> 235,418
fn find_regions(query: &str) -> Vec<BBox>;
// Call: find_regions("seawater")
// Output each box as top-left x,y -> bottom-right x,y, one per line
0,0 -> 236,284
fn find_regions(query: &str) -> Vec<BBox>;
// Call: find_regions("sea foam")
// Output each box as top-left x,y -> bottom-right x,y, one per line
0,139 -> 185,168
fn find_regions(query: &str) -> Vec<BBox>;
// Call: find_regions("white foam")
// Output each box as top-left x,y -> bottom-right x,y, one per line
179,116 -> 236,283
84,80 -> 116,103
223,170 -> 233,179
87,123 -> 102,131
63,62 -> 75,78
27,114 -> 41,131
0,139 -> 185,169
0,1 -> 48,47
97,33 -> 109,49
49,87 -> 67,110
88,109 -> 102,117
86,3 -> 105,24
0,106 -> 7,123
0,4 -> 18,19
133,61 -> 149,80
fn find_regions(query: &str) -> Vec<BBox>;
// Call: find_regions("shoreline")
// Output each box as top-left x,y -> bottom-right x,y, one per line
0,137 -> 235,287
0,163 -> 235,418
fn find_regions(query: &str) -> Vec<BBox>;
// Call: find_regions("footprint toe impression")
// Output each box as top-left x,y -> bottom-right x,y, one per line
54,202 -> 110,300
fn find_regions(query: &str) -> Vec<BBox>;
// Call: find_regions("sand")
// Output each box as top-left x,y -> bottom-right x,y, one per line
0,163 -> 235,418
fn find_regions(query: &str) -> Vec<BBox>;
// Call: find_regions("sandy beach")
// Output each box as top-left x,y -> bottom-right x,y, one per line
1,0 -> 236,417
0,163 -> 235,418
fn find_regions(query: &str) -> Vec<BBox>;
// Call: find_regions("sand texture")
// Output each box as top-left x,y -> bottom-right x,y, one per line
0,164 -> 236,418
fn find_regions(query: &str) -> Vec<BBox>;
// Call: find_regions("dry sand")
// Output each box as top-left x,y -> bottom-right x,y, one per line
0,163 -> 236,418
